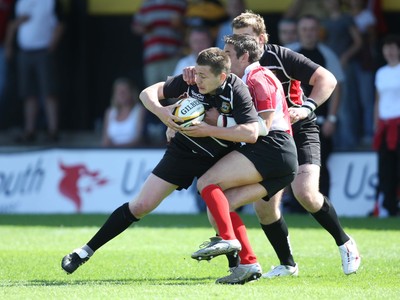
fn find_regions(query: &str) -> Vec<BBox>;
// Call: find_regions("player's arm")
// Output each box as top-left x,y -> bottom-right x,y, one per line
307,66 -> 337,108
282,48 -> 337,122
181,119 -> 259,143
289,66 -> 337,124
139,82 -> 182,131
205,107 -> 268,137
283,47 -> 337,108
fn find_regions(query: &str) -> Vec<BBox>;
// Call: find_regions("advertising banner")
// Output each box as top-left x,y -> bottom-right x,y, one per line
327,152 -> 378,217
0,149 -> 198,214
0,149 -> 378,216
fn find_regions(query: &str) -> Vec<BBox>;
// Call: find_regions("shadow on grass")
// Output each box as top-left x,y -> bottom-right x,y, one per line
0,277 -> 215,287
0,213 -> 399,230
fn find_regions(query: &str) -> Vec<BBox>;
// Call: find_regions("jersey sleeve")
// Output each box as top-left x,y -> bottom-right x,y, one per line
262,44 -> 319,84
163,75 -> 190,99
279,46 -> 319,83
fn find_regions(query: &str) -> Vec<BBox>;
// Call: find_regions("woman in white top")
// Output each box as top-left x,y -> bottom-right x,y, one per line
373,34 -> 400,216
102,78 -> 145,148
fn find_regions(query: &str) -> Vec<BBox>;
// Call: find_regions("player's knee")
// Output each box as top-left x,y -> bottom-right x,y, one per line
255,208 -> 279,224
293,190 -> 322,212
129,200 -> 153,218
197,175 -> 215,193
253,200 -> 280,223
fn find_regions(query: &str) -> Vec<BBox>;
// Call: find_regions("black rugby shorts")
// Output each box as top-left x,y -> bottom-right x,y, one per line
292,113 -> 321,166
237,131 -> 298,200
152,148 -> 218,190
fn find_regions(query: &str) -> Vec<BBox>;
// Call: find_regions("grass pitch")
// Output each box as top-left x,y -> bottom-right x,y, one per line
0,213 -> 399,300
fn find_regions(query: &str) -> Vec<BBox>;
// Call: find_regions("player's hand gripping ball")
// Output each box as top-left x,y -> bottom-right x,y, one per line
173,97 -> 205,127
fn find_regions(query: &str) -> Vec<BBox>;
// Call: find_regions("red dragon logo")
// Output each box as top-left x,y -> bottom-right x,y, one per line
59,162 -> 108,212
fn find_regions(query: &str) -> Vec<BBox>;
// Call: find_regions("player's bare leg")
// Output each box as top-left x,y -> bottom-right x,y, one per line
192,151 -> 263,261
200,184 -> 266,284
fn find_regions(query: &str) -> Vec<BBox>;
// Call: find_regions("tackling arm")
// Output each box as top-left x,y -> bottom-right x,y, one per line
307,66 -> 337,108
139,82 -> 182,130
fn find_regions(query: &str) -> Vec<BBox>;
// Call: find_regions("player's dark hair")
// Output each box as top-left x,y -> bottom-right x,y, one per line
197,47 -> 231,76
224,34 -> 263,63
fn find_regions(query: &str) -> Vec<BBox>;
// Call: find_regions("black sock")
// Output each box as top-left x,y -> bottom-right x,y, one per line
87,202 -> 139,252
311,196 -> 349,246
226,252 -> 240,268
260,217 -> 295,267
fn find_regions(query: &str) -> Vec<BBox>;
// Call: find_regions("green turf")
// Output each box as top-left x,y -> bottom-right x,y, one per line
0,214 -> 399,299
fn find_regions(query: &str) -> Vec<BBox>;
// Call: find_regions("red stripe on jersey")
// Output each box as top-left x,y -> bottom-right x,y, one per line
144,37 -> 182,48
145,53 -> 175,64
146,20 -> 179,28
288,79 -> 304,106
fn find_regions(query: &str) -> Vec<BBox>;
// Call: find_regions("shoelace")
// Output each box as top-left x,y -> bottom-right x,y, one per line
198,237 -> 221,249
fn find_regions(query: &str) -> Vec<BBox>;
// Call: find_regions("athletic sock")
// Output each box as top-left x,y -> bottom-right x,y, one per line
87,202 -> 139,252
81,245 -> 94,257
230,212 -> 257,265
201,184 -> 235,240
311,196 -> 349,246
226,252 -> 240,268
260,217 -> 295,267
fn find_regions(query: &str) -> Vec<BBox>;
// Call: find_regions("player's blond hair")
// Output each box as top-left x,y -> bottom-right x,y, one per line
232,10 -> 269,44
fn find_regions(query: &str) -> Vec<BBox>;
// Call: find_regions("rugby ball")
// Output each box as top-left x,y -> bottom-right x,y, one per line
173,97 -> 205,127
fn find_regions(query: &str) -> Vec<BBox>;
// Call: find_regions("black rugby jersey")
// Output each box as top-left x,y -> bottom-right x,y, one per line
259,44 -> 320,108
163,73 -> 258,158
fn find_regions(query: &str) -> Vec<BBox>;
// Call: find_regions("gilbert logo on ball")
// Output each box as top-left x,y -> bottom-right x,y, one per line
173,97 -> 205,127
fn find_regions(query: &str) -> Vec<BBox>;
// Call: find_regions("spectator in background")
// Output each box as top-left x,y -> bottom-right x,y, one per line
284,0 -> 329,20
173,26 -> 213,76
132,0 -> 187,147
288,14 -> 344,197
347,0 -> 377,148
373,34 -> 400,217
321,0 -> 362,150
5,0 -> 64,143
321,0 -> 362,66
101,78 -> 145,148
215,0 -> 246,49
277,18 -> 298,47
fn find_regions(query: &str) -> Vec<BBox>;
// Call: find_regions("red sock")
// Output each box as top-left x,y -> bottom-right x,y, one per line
230,212 -> 258,264
201,184 -> 235,240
